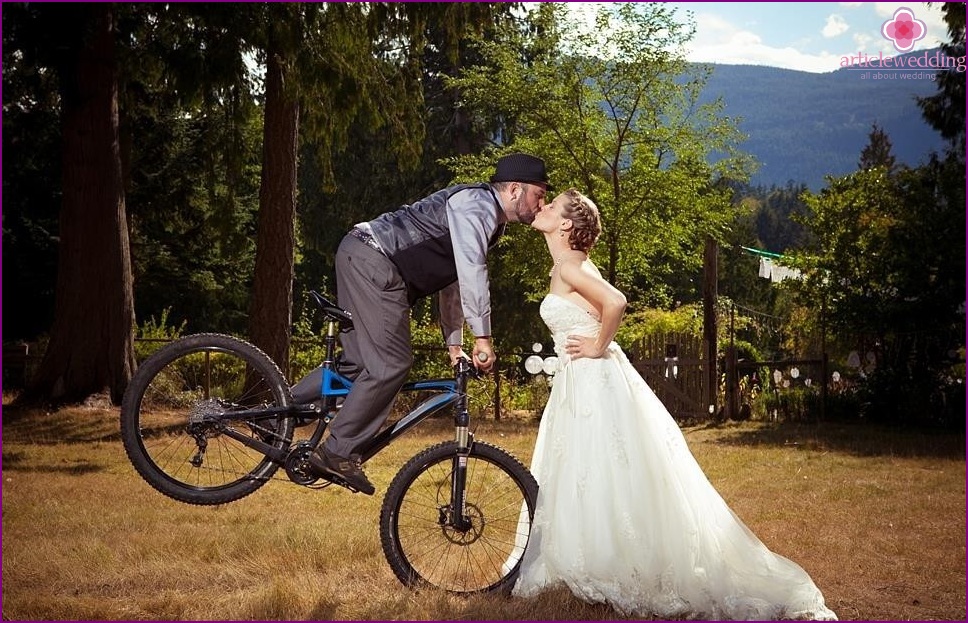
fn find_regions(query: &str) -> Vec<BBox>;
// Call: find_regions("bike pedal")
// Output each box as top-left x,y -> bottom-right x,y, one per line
321,472 -> 360,494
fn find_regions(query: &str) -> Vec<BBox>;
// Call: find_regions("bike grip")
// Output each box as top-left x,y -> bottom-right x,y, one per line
476,351 -> 490,363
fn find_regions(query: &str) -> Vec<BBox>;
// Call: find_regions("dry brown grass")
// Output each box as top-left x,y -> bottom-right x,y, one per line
2,400 -> 964,621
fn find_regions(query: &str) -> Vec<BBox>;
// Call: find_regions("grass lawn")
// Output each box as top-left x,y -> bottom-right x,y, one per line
2,400 -> 964,621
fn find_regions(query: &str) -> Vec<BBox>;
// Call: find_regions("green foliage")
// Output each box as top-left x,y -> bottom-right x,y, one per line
855,361 -> 965,428
858,124 -> 897,172
288,309 -> 326,385
795,162 -> 964,338
408,306 -> 452,382
615,305 -> 704,347
788,140 -> 965,425
499,374 -> 551,417
145,351 -> 259,409
760,385 -> 823,422
292,3 -> 427,190
134,309 -> 187,362
446,2 -> 753,327
294,4 -> 519,324
748,182 -> 814,253
127,109 -> 263,335
917,2 -> 966,158
2,4 -> 62,341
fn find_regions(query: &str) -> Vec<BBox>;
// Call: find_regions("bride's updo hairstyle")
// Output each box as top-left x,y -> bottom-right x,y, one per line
563,188 -> 602,253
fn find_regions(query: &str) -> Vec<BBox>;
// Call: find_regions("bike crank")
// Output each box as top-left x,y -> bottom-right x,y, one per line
284,441 -> 322,486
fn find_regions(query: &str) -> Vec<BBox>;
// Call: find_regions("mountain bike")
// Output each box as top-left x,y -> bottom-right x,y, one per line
120,291 -> 537,595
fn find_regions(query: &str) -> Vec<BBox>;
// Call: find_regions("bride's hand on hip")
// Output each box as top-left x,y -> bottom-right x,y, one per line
565,335 -> 605,360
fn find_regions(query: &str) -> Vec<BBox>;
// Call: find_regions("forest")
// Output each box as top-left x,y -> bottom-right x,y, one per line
697,57 -> 948,189
3,2 -> 964,427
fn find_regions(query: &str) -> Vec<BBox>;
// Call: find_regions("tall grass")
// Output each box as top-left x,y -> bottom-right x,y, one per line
2,401 -> 964,621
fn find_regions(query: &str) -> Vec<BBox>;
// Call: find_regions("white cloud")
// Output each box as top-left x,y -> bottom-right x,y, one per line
822,14 -> 850,38
564,2 -> 953,74
852,32 -> 875,50
691,13 -> 760,46
685,12 -> 842,72
687,44 -> 842,73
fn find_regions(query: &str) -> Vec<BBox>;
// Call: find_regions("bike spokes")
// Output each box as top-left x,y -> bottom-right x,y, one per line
381,441 -> 537,594
121,334 -> 294,505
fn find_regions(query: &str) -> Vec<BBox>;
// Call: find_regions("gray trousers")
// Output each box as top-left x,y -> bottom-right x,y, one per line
324,234 -> 412,458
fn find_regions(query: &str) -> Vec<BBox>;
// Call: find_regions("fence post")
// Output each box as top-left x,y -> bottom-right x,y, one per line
820,295 -> 828,421
726,344 -> 739,420
821,352 -> 828,421
702,236 -> 718,418
493,365 -> 501,421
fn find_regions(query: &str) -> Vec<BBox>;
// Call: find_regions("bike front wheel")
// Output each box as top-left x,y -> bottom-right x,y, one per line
380,440 -> 538,594
120,333 -> 294,505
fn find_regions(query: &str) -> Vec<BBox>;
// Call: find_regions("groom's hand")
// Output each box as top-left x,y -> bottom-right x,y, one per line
472,337 -> 496,372
448,344 -> 468,366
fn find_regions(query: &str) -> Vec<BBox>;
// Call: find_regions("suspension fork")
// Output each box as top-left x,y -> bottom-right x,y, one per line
449,358 -> 474,532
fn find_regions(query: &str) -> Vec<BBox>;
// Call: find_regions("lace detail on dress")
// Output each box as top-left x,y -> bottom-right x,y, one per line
540,294 -> 600,350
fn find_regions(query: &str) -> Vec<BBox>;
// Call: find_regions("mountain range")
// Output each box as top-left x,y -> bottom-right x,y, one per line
696,49 -> 951,189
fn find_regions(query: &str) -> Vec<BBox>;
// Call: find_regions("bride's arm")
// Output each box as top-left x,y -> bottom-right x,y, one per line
560,260 -> 627,359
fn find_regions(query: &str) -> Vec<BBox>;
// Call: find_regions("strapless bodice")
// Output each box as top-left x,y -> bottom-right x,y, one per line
539,294 -> 602,355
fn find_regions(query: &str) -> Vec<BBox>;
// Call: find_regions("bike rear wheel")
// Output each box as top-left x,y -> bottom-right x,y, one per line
120,333 -> 294,505
379,440 -> 538,594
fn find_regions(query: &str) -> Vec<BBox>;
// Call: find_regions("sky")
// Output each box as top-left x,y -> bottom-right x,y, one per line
566,2 -> 951,73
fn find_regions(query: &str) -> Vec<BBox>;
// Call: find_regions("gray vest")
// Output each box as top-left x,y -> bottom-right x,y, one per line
368,183 -> 505,304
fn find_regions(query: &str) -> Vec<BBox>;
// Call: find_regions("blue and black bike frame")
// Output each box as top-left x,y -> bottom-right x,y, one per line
299,294 -> 477,527
304,313 -> 470,464
205,290 -> 476,525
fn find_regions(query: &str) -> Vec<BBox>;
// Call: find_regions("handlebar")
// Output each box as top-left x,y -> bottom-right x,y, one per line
454,356 -> 486,380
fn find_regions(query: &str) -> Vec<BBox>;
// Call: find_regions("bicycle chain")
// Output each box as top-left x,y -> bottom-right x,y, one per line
182,448 -> 333,489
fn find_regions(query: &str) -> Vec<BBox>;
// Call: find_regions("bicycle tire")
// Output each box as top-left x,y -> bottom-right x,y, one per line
120,333 -> 294,505
379,440 -> 538,594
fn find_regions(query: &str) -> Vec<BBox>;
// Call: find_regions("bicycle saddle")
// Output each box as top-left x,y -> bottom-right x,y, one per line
309,291 -> 354,329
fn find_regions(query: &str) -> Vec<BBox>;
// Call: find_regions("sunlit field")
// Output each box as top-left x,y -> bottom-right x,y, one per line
2,400 -> 964,621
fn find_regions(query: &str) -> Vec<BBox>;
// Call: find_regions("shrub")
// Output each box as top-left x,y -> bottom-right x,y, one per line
289,311 -> 327,384
616,304 -> 704,347
134,308 -> 186,362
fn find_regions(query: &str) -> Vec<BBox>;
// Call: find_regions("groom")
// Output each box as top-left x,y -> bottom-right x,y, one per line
293,153 -> 552,494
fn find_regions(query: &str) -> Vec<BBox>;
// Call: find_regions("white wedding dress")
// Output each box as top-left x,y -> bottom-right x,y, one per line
511,294 -> 837,621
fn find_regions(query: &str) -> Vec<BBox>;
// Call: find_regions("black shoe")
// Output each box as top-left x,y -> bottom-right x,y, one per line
307,447 -> 375,495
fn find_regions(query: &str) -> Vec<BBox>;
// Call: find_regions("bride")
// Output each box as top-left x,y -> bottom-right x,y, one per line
511,188 -> 837,621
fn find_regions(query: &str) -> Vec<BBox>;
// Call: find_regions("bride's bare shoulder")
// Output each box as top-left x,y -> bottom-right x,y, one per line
583,261 -> 604,279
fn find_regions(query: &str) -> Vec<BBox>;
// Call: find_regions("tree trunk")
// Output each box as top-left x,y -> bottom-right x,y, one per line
606,230 -> 620,285
248,45 -> 299,378
24,5 -> 136,405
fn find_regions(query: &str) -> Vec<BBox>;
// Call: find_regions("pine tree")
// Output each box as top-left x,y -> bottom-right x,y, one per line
858,124 -> 897,172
